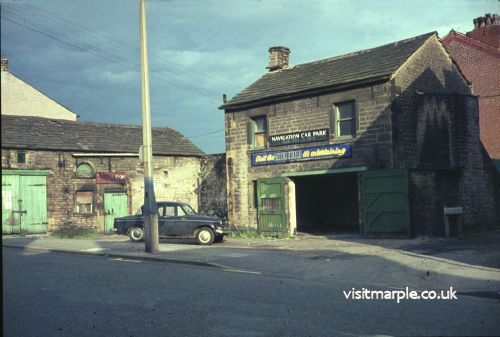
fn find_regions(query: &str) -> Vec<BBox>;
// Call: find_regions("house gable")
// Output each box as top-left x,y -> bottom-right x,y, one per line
1,69 -> 78,121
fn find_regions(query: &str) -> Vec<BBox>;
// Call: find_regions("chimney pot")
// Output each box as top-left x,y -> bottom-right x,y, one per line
1,59 -> 8,72
485,13 -> 492,26
267,46 -> 290,72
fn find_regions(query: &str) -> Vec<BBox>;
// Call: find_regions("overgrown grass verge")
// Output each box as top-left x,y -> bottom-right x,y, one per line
227,229 -> 292,239
50,228 -> 100,240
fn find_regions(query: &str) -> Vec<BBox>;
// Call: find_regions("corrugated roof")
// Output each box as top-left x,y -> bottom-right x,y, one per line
221,32 -> 436,109
1,115 -> 205,157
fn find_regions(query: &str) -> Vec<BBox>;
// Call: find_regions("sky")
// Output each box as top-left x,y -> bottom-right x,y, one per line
0,0 -> 497,154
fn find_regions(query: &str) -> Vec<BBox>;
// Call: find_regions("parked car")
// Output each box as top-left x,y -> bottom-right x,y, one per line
113,202 -> 225,245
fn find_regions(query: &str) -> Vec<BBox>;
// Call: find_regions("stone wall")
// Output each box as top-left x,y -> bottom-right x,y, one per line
198,154 -> 228,221
224,35 -> 498,234
225,81 -> 394,229
393,35 -> 498,233
1,149 -> 203,232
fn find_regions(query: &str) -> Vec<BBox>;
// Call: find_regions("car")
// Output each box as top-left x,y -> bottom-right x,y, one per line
113,202 -> 226,245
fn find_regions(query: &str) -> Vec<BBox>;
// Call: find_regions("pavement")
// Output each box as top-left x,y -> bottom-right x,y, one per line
3,230 -> 500,296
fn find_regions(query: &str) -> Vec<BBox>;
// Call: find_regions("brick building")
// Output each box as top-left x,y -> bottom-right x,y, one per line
220,32 -> 498,237
442,14 -> 500,161
1,115 -> 227,234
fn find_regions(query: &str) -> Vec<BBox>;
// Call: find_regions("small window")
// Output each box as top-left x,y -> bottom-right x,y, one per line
334,101 -> 356,137
75,163 -> 94,178
252,116 -> 268,148
75,191 -> 93,214
165,206 -> 175,217
177,206 -> 186,216
17,151 -> 26,164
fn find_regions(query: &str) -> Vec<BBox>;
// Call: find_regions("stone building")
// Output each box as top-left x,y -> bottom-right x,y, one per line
442,14 -> 500,161
220,32 -> 498,237
1,115 -> 226,234
1,59 -> 78,121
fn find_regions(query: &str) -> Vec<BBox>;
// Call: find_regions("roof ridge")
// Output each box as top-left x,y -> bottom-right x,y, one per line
1,115 -> 179,131
297,31 -> 436,68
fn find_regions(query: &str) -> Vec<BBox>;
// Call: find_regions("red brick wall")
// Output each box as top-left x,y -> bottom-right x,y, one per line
442,32 -> 500,159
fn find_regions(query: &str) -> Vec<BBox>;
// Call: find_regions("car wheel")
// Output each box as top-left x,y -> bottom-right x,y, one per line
196,227 -> 215,245
128,226 -> 144,242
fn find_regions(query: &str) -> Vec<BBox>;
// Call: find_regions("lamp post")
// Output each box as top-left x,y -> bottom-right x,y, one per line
140,0 -> 159,253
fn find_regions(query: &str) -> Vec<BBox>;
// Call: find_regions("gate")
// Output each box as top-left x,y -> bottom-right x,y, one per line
257,177 -> 286,235
2,171 -> 48,234
104,192 -> 129,232
362,169 -> 410,237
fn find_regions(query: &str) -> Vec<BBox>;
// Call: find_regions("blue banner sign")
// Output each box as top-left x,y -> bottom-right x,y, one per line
251,143 -> 351,166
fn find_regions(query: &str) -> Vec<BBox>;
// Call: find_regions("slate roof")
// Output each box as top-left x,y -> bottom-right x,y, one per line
221,32 -> 436,109
1,115 -> 205,157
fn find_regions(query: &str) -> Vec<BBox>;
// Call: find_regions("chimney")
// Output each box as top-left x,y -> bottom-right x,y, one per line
467,13 -> 500,48
267,46 -> 290,72
472,13 -> 498,30
1,58 -> 8,72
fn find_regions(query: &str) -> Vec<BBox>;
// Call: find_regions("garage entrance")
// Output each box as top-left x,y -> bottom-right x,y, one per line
290,172 -> 359,234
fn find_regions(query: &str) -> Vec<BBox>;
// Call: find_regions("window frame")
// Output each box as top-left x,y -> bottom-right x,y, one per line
333,101 -> 357,138
16,150 -> 26,164
252,116 -> 268,149
75,163 -> 94,178
75,191 -> 94,214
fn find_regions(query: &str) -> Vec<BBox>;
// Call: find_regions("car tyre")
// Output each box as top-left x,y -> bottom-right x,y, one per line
128,226 -> 144,242
196,227 -> 215,245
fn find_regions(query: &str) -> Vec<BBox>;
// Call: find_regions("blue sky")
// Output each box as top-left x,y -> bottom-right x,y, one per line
0,0 -> 496,154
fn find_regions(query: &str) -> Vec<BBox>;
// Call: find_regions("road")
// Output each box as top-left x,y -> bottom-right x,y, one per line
3,247 -> 499,337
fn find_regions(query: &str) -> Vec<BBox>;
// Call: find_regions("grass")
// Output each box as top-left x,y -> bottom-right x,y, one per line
50,228 -> 101,240
227,229 -> 291,239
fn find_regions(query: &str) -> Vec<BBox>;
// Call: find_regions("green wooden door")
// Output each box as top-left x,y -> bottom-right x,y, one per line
2,174 -> 47,234
19,175 -> 48,234
257,177 -> 286,235
362,169 -> 410,237
104,192 -> 129,232
2,175 -> 21,234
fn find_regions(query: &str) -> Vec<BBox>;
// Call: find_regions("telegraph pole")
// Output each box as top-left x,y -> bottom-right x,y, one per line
140,0 -> 159,253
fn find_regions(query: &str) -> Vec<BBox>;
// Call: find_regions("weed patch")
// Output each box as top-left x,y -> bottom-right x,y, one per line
51,228 -> 100,239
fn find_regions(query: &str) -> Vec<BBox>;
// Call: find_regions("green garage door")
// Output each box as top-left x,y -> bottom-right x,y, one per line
257,177 -> 286,235
362,169 -> 410,237
2,171 -> 48,234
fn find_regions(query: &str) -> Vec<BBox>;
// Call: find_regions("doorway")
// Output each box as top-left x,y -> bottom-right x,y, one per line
291,172 -> 359,234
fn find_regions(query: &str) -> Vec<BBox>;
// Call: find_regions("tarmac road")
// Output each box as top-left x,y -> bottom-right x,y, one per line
3,247 -> 500,337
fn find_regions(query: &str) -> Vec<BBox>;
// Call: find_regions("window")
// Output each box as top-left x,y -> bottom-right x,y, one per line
334,101 -> 356,137
17,151 -> 26,164
75,163 -> 94,178
165,206 -> 175,216
75,191 -> 93,214
180,203 -> 196,215
177,206 -> 186,216
252,116 -> 268,148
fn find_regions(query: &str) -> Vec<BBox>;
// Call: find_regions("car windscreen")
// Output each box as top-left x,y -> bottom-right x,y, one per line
180,204 -> 196,215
